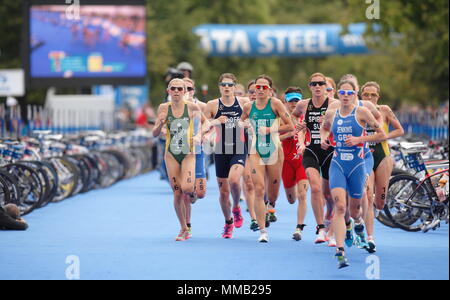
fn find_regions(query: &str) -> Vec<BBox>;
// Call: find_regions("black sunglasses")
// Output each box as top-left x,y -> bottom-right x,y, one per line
309,81 -> 327,87
187,87 -> 195,92
220,83 -> 235,87
170,87 -> 184,92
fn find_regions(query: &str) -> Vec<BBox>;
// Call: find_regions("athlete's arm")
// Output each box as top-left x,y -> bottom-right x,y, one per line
274,99 -> 295,134
382,105 -> 405,140
152,103 -> 168,137
279,116 -> 296,141
320,109 -> 334,150
292,100 -> 307,118
202,100 -> 224,134
188,102 -> 202,145
296,126 -> 307,156
238,102 -> 252,129
345,107 -> 387,146
363,100 -> 383,124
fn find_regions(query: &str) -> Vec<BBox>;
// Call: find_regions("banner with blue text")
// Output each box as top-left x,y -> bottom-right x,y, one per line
193,23 -> 369,57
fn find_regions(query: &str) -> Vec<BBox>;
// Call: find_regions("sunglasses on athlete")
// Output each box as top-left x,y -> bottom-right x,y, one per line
309,81 -> 327,87
187,87 -> 195,92
362,92 -> 379,98
338,90 -> 356,96
255,85 -> 271,90
326,87 -> 334,92
170,87 -> 184,92
219,83 -> 235,87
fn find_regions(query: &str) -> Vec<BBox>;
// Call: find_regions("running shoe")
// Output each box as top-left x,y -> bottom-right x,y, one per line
328,236 -> 337,247
232,207 -> 244,228
335,251 -> 350,269
315,229 -> 327,244
267,208 -> 277,223
354,223 -> 369,249
258,230 -> 269,243
250,219 -> 259,232
175,230 -> 187,242
222,223 -> 234,239
345,219 -> 355,247
185,227 -> 192,240
366,237 -> 377,253
292,228 -> 302,241
374,207 -> 381,218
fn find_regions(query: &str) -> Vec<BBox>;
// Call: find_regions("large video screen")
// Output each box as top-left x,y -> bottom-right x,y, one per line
25,0 -> 146,87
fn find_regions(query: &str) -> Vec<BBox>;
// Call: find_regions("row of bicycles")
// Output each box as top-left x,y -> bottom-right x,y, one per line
377,137 -> 449,233
0,129 -> 155,216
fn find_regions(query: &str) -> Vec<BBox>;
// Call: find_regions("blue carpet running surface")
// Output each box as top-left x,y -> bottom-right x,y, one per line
0,167 -> 448,280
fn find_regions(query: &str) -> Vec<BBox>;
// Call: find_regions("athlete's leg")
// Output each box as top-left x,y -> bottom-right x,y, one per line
196,178 -> 206,199
349,195 -> 363,222
195,152 -> 207,199
331,188 -> 347,250
364,173 -> 376,237
165,153 -> 188,233
181,154 -> 196,195
374,156 -> 393,210
228,164 -> 245,209
296,179 -> 309,226
217,178 -> 232,221
283,160 -> 297,204
243,159 -> 256,220
250,155 -> 267,231
181,154 -> 196,233
265,150 -> 284,206
306,168 -> 325,228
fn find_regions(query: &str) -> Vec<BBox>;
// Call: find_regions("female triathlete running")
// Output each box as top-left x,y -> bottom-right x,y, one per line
153,78 -> 202,241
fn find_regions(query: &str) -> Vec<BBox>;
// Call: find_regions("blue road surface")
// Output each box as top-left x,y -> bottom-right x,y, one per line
0,166 -> 448,280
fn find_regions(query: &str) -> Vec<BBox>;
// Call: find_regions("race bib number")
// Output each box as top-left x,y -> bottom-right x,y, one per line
340,153 -> 354,161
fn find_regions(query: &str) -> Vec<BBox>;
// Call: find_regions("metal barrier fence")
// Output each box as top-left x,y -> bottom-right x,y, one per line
401,122 -> 449,141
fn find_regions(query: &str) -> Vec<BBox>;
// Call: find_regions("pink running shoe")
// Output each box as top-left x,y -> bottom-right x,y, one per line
175,231 -> 187,241
222,223 -> 234,239
232,207 -> 244,228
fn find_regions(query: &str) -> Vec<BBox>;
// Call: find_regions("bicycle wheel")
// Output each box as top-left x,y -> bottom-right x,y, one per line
376,169 -> 411,228
38,160 -> 59,206
50,157 -> 79,202
0,169 -> 21,207
5,163 -> 45,216
19,161 -> 52,209
0,173 -> 11,206
384,174 -> 433,232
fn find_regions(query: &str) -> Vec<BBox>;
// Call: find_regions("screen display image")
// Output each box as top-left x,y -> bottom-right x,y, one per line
29,5 -> 146,80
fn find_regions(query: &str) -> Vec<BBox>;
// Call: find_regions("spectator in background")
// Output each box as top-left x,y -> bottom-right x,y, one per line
177,62 -> 194,79
0,204 -> 28,231
135,102 -> 157,129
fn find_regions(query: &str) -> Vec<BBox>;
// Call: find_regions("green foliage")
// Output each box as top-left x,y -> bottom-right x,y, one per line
0,0 -> 447,107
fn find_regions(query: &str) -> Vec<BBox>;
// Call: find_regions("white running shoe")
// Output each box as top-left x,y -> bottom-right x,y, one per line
315,229 -> 327,244
328,236 -> 337,247
258,231 -> 269,243
374,207 -> 381,218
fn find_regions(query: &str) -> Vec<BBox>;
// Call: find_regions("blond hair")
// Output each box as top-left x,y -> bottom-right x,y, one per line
309,72 -> 327,82
168,78 -> 186,89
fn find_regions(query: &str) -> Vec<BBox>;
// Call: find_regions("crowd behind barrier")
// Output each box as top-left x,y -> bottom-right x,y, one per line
396,103 -> 449,141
